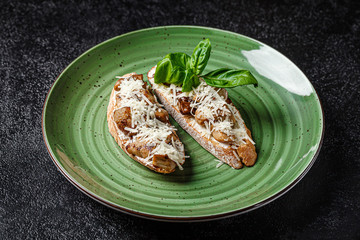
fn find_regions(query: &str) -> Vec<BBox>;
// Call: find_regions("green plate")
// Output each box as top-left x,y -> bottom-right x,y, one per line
42,26 -> 324,221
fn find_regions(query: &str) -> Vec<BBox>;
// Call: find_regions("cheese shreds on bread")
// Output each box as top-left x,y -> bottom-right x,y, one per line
107,73 -> 185,173
147,66 -> 257,169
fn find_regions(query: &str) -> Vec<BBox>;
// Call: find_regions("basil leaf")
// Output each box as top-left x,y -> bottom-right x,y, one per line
154,53 -> 191,85
202,68 -> 258,88
190,39 -> 211,75
182,71 -> 200,92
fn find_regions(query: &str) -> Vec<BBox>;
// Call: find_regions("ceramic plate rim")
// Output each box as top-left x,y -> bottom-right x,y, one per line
42,25 -> 325,222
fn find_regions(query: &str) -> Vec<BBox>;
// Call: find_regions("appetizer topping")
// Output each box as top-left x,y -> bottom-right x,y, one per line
177,96 -> 193,115
237,139 -> 257,166
149,66 -> 254,152
112,75 -> 184,169
152,154 -> 176,171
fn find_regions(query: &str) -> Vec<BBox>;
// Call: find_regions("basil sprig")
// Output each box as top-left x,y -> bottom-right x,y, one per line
154,39 -> 258,92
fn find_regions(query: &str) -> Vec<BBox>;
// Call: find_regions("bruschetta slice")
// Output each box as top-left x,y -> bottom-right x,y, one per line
107,72 -> 185,173
148,67 -> 257,169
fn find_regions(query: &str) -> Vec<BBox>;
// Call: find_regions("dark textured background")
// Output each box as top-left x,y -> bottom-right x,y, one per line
1,0 -> 360,239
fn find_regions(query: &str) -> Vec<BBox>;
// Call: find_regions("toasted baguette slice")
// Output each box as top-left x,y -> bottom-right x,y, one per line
107,72 -> 185,174
147,67 -> 257,169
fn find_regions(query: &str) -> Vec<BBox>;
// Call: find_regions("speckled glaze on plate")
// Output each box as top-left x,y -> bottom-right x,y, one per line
42,26 -> 324,221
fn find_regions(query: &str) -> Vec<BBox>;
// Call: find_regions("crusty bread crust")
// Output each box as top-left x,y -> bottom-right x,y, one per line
147,67 -> 257,169
107,72 -> 185,174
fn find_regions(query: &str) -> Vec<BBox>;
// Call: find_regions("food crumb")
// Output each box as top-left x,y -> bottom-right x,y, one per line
214,159 -> 224,168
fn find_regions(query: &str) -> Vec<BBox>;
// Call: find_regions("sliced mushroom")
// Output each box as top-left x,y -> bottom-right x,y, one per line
113,107 -> 135,135
237,140 -> 257,167
177,97 -> 195,115
194,108 -> 208,126
152,154 -> 176,171
155,108 -> 169,123
194,108 -> 224,126
126,142 -> 154,158
194,105 -> 234,126
212,129 -> 235,143
140,89 -> 156,104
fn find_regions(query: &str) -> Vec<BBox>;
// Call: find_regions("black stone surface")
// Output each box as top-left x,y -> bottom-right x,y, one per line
1,0 -> 359,239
